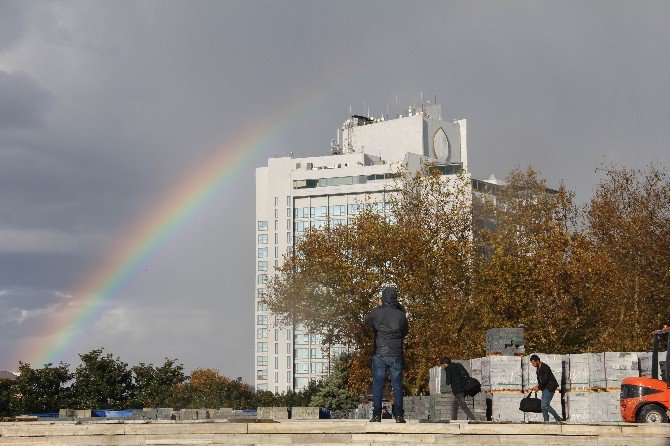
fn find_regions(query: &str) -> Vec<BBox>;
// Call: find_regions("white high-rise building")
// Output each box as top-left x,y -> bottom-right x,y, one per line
254,103 -> 478,392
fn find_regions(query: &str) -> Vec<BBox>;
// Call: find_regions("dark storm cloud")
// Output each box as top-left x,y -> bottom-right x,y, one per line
0,70 -> 52,129
0,1 -> 668,378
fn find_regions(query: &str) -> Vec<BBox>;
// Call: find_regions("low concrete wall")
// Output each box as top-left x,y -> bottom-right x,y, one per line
1,420 -> 670,445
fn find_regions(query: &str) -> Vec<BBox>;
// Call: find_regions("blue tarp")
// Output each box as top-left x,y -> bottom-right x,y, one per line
27,413 -> 58,418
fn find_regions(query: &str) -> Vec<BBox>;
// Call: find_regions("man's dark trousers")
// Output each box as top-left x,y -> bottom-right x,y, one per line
372,355 -> 404,416
451,393 -> 476,420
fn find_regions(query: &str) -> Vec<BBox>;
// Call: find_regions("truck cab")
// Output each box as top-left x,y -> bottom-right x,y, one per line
620,328 -> 670,423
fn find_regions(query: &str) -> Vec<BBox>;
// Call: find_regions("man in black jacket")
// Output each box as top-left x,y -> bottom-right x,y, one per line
364,286 -> 408,423
530,354 -> 563,422
441,357 -> 477,420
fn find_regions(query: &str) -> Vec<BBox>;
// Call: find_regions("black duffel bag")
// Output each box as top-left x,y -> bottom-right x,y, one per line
519,391 -> 542,413
464,377 -> 481,397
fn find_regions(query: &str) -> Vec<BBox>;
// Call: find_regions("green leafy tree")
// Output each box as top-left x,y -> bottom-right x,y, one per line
8,362 -> 72,415
132,358 -> 187,408
72,349 -> 133,409
0,378 -> 12,417
310,354 -> 359,410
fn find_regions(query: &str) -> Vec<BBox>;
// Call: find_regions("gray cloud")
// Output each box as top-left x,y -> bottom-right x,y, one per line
0,2 -> 25,52
0,70 -> 52,129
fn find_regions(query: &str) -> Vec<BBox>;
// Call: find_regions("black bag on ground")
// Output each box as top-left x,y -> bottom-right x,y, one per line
464,377 -> 481,397
519,391 -> 542,413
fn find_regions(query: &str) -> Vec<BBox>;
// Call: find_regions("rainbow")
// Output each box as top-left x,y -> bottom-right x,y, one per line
17,85 -> 343,368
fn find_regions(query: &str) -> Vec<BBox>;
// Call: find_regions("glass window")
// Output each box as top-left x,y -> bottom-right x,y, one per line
257,342 -> 268,352
258,247 -> 268,258
274,197 -> 278,206
295,348 -> 309,359
311,362 -> 327,374
295,377 -> 309,389
311,348 -> 324,359
274,343 -> 278,354
274,209 -> 278,218
257,356 -> 268,366
286,208 -> 291,217
258,234 -> 268,244
287,371 -> 292,383
257,315 -> 267,325
287,342 -> 291,352
329,205 -> 346,216
258,261 -> 268,272
257,301 -> 267,311
257,274 -> 267,285
295,334 -> 310,345
286,232 -> 292,244
331,347 -> 346,357
287,356 -> 291,368
286,219 -> 291,230
274,260 -> 279,268
311,206 -> 328,217
257,328 -> 268,339
258,221 -> 268,231
274,233 -> 279,244
296,363 -> 309,374
274,329 -> 279,341
274,357 -> 278,369
295,221 -> 308,232
257,383 -> 267,390
311,220 -> 326,230
286,196 -> 291,206
286,329 -> 292,340
347,204 -> 360,215
257,369 -> 268,380
296,323 -> 306,331
274,220 -> 278,230
311,334 -> 323,344
275,371 -> 278,383
257,288 -> 266,298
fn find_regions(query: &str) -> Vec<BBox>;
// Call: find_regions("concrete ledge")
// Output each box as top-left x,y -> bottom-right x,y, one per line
1,420 -> 670,445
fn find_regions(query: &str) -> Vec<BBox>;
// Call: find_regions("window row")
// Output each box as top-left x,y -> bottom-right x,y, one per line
294,348 -> 325,359
294,362 -> 328,374
293,173 -> 401,190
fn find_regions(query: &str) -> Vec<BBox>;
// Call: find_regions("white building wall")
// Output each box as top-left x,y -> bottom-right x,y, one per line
254,105 -> 470,392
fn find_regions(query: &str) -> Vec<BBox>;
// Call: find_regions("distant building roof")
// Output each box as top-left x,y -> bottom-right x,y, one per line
0,370 -> 17,380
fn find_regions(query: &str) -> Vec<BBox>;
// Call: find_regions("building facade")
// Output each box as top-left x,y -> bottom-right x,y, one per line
254,103 -> 471,392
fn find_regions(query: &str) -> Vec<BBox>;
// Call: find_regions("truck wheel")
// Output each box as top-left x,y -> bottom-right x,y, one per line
637,405 -> 669,423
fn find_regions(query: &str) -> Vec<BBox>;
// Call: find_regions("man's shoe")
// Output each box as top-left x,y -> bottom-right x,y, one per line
369,415 -> 381,422
395,415 -> 406,423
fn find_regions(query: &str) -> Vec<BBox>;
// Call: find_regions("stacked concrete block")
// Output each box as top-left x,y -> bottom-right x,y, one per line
566,392 -> 597,423
638,352 -> 665,379
489,393 -> 525,422
58,409 -> 74,419
74,409 -> 91,419
604,352 -> 639,389
291,407 -> 319,419
403,396 -> 430,420
565,391 -> 622,423
428,365 -> 446,394
486,328 -> 525,356
257,407 -> 289,420
522,354 -> 565,391
470,357 -> 482,383
428,394 -> 486,420
565,353 -> 606,389
481,356 -> 523,391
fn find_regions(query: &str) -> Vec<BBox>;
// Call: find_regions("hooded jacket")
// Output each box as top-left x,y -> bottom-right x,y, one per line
364,287 -> 408,357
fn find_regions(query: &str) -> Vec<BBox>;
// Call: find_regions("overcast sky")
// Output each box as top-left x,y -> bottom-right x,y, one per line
1,1 -> 669,381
